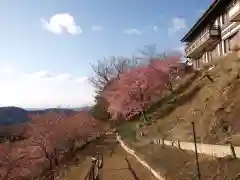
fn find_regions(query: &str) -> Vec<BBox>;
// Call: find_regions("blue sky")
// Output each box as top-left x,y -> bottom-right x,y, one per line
0,0 -> 211,108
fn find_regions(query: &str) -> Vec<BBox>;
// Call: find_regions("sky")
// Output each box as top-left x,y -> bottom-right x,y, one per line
0,0 -> 211,108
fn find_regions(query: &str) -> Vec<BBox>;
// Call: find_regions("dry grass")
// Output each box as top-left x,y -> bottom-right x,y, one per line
129,142 -> 240,180
116,52 -> 240,179
122,52 -> 240,145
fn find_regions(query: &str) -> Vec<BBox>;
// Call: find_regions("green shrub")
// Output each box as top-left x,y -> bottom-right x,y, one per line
117,121 -> 137,140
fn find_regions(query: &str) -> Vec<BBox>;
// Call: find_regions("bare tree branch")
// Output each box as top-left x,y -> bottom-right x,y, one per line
89,56 -> 138,92
128,84 -> 151,122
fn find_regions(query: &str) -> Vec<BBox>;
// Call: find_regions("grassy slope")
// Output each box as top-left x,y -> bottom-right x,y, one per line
119,52 -> 240,145
131,142 -> 240,180
116,52 -> 240,179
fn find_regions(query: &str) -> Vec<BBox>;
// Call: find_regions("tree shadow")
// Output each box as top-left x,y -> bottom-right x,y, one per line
153,84 -> 202,119
148,72 -> 200,115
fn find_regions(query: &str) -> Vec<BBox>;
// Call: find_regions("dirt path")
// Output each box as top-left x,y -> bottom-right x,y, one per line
58,133 -> 156,180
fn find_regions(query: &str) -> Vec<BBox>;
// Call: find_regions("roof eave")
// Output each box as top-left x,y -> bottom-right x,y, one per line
181,0 -> 221,42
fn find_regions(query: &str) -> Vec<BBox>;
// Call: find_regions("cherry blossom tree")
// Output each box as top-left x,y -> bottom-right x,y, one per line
27,125 -> 59,180
105,67 -> 168,121
148,55 -> 182,92
0,110 -> 104,180
102,55 -> 181,122
0,141 -> 38,180
0,142 -> 17,180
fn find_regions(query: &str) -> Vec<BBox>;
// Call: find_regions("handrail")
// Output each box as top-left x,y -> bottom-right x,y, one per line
84,152 -> 103,180
185,25 -> 220,55
84,163 -> 96,180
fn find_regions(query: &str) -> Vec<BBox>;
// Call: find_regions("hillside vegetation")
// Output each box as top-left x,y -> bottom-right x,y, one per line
118,52 -> 240,145
0,110 -> 107,180
105,52 -> 240,179
0,107 -> 30,126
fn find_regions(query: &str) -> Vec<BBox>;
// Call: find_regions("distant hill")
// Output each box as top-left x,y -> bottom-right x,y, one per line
26,106 -> 92,112
0,106 -> 93,126
0,106 -> 94,141
70,106 -> 92,111
0,122 -> 30,138
27,108 -> 77,116
0,106 -> 31,126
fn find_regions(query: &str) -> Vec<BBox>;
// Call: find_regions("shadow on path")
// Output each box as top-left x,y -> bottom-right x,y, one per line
125,157 -> 141,180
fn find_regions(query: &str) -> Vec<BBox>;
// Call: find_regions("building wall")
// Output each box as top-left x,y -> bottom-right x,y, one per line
220,0 -> 240,55
190,0 -> 240,69
210,44 -> 219,61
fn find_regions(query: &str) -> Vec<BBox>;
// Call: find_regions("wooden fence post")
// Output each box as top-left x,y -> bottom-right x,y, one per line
229,142 -> 237,159
177,140 -> 181,149
162,139 -> 165,148
192,122 -> 201,180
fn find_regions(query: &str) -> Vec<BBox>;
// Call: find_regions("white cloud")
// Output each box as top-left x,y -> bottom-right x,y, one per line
153,26 -> 158,32
1,66 -> 14,73
29,70 -> 53,79
55,73 -> 72,81
124,28 -> 142,35
168,17 -> 187,34
0,70 -> 94,108
173,45 -> 187,62
75,76 -> 88,83
23,70 -> 88,83
91,25 -> 104,31
41,13 -> 82,35
174,45 -> 185,54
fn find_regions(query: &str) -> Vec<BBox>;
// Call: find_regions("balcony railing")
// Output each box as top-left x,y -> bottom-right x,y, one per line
185,25 -> 220,58
229,1 -> 240,22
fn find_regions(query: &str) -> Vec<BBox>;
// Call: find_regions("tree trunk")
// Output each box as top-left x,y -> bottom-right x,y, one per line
141,110 -> 148,123
69,144 -> 75,157
49,158 -> 55,180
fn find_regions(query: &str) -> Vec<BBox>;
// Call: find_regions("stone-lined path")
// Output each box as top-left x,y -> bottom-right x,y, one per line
58,133 -> 156,180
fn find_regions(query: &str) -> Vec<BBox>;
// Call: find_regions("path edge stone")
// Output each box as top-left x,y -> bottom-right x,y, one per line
116,135 -> 165,180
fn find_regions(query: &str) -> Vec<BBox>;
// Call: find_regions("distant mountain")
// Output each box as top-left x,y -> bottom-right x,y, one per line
25,106 -> 92,112
0,106 -> 31,126
27,108 -> 76,116
24,108 -> 45,111
0,106 -> 93,126
70,106 -> 92,111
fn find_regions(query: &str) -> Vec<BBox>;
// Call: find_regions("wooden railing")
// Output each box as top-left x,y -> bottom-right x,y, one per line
84,152 -> 103,180
185,25 -> 220,57
228,0 -> 240,22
